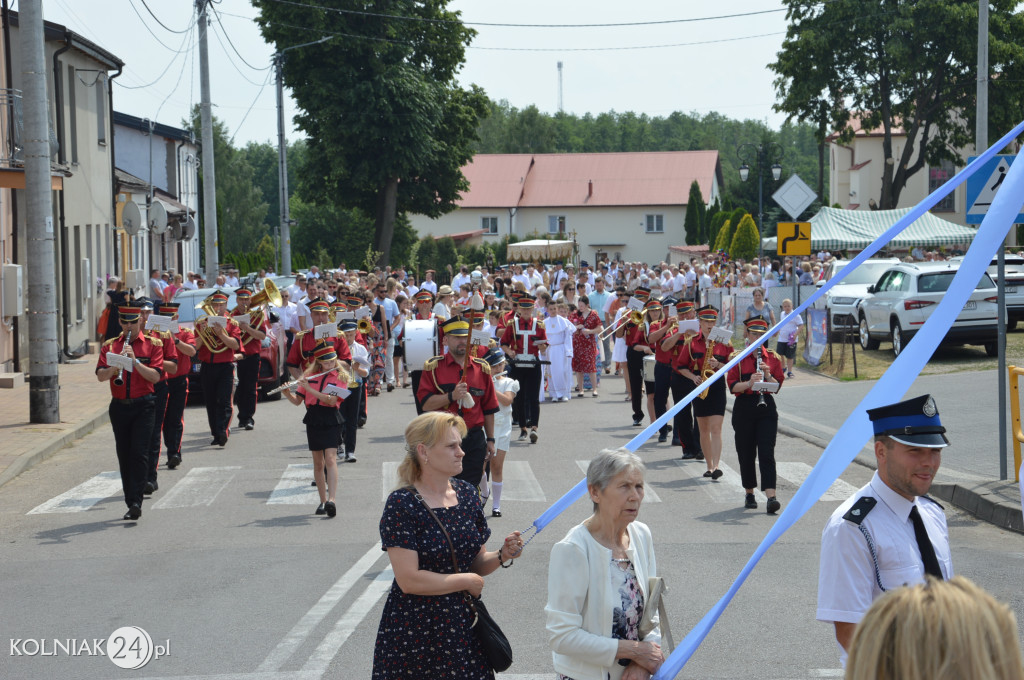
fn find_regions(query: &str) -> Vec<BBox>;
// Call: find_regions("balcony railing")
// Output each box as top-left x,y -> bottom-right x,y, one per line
0,88 -> 23,168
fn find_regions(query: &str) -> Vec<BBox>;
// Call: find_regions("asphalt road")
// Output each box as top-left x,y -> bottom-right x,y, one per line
1,375 -> 1022,680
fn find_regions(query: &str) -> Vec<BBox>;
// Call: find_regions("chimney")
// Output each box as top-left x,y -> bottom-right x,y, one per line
588,179 -> 593,198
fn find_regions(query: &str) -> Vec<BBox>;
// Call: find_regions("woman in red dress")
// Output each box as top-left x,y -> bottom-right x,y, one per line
570,296 -> 603,397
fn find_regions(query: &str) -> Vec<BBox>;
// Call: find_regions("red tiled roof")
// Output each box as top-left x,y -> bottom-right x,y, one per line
669,245 -> 710,253
457,151 -> 721,209
434,229 -> 485,242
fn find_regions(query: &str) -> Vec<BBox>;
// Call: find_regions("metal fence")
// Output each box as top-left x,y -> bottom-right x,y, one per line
0,88 -> 23,168
704,285 -> 818,343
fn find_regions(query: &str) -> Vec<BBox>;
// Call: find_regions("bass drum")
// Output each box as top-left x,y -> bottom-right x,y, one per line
404,319 -> 438,370
643,355 -> 657,382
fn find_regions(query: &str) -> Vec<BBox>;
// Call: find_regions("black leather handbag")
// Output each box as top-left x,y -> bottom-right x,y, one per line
415,492 -> 514,672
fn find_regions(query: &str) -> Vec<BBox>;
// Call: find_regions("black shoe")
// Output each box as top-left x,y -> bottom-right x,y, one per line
695,452 -> 705,461
632,418 -> 643,427
671,438 -> 680,447
124,504 -> 141,520
492,509 -> 502,518
210,438 -> 219,446
658,432 -> 667,443
703,470 -> 713,478
386,383 -> 394,392
745,493 -> 757,509
345,453 -> 357,463
766,497 -> 781,515
167,455 -> 181,470
518,431 -> 528,441
311,480 -> 318,486
681,450 -> 698,460
665,425 -> 673,433
711,469 -> 724,480
325,501 -> 337,517
244,419 -> 254,431
357,417 -> 367,428
315,503 -> 326,515
530,430 -> 538,444
143,481 -> 157,496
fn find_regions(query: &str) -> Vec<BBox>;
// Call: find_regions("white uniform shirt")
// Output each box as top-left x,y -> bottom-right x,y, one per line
818,471 -> 952,633
420,279 -> 438,294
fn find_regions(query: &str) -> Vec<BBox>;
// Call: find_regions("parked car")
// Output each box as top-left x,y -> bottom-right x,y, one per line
815,258 -> 901,333
172,286 -> 288,402
857,262 -> 1000,357
948,254 -> 1024,330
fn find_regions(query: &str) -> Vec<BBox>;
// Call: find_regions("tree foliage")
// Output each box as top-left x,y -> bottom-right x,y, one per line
770,0 -> 1024,209
253,0 -> 489,266
706,211 -> 727,251
683,180 -> 706,245
713,219 -> 732,253
730,214 -> 759,261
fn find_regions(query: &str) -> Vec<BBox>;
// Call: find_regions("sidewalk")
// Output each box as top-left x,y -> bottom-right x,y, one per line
0,352 -> 110,490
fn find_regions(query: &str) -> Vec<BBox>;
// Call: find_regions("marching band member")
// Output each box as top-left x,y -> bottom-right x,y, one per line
727,318 -> 785,513
673,305 -> 732,479
500,294 -> 547,443
646,297 -> 677,443
339,319 -> 370,463
485,348 -> 519,517
661,300 -> 703,459
158,302 -> 195,471
196,290 -> 242,446
618,286 -> 651,427
283,342 -> 348,517
286,297 -> 353,378
418,317 -> 498,488
95,304 -> 165,520
408,290 -> 439,413
640,298 -> 665,433
139,298 -> 178,494
232,287 -> 270,432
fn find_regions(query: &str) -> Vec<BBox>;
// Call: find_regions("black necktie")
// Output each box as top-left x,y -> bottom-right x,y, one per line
909,505 -> 944,579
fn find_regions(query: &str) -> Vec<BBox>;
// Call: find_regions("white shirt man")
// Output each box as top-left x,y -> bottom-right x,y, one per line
420,272 -> 438,295
451,268 -> 471,291
683,266 -> 697,299
149,270 -> 166,301
225,270 -> 239,287
511,267 -> 531,292
526,265 -> 543,291
182,272 -> 199,291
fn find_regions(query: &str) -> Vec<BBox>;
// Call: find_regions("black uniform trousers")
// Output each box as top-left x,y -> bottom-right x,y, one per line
109,396 -> 155,509
513,361 -> 542,428
236,353 -> 260,425
626,346 -> 646,422
507,362 -> 523,426
454,426 -> 487,488
670,372 -> 702,454
410,370 -> 424,415
732,393 -> 778,491
652,361 -> 674,436
163,375 -> 188,461
146,381 -> 169,483
201,361 -> 235,440
340,382 -> 362,454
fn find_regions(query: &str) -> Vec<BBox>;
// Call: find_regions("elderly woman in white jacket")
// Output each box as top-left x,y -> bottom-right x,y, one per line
546,449 -> 664,680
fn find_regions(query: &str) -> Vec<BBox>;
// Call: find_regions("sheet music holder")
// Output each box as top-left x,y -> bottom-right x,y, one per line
206,315 -> 228,328
323,384 -> 351,399
106,352 -> 135,373
145,315 -> 178,333
752,381 -> 780,393
314,323 -> 337,340
708,326 -> 734,345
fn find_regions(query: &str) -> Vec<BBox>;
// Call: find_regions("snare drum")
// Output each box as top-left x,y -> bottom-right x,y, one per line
404,319 -> 437,370
643,355 -> 657,382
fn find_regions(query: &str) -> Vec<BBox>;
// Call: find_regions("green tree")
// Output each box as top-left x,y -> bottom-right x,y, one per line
713,219 -> 732,253
436,237 -> 459,275
704,199 -> 721,244
415,235 -> 439,277
730,214 -> 759,261
683,180 -> 706,246
706,211 -> 727,250
770,0 -> 1024,209
254,0 -> 489,267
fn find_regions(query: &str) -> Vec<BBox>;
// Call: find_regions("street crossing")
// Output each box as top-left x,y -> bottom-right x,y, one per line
27,459 -> 858,515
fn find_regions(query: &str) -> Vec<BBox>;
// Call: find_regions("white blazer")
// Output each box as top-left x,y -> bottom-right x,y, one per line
546,520 -> 661,680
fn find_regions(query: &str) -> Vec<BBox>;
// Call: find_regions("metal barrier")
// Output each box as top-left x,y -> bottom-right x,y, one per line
1008,365 -> 1024,482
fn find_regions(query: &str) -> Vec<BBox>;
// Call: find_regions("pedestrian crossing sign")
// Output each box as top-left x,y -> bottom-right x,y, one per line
965,155 -> 1024,224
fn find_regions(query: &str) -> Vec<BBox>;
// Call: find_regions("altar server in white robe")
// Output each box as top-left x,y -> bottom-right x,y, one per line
544,302 -> 575,402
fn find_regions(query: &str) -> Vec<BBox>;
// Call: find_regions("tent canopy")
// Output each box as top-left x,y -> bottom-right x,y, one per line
506,238 -> 575,262
761,207 -> 977,251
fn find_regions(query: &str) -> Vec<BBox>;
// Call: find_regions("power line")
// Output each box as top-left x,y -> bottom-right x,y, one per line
229,68 -> 274,146
155,21 -> 197,120
210,5 -> 272,71
209,19 -> 272,85
135,0 -> 192,34
126,0 -> 197,53
114,19 -> 196,90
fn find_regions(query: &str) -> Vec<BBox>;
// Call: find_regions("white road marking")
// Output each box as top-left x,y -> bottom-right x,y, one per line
259,543 -> 384,672
495,460 -> 546,501
577,460 -> 661,502
151,466 -> 241,509
671,459 -> 766,504
776,461 -> 859,501
301,567 -> 394,673
27,471 -> 121,514
267,463 -> 320,505
99,672 -> 320,680
381,462 -> 399,501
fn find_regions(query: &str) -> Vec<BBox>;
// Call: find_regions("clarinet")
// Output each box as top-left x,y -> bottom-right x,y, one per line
113,330 -> 131,386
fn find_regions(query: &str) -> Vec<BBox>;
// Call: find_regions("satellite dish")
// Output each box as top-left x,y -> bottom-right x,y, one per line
148,201 -> 168,235
180,215 -> 196,240
168,219 -> 182,241
121,201 -> 142,236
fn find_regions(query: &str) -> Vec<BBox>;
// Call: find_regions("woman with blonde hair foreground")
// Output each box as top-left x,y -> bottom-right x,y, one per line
846,576 -> 1023,680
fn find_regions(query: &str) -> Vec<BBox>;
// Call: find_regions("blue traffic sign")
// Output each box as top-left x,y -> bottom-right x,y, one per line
965,155 -> 1024,224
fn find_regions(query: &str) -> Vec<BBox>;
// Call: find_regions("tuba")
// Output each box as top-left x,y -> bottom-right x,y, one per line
357,317 -> 373,335
246,278 -> 283,328
195,295 -> 231,353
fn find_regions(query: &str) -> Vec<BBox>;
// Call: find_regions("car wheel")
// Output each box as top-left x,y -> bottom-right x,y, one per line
1009,319 -> 1018,332
985,341 -> 998,357
262,373 -> 283,401
859,315 -> 880,350
891,320 -> 905,357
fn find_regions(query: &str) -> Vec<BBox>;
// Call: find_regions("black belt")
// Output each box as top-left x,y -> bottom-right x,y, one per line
111,395 -> 155,405
465,425 -> 484,434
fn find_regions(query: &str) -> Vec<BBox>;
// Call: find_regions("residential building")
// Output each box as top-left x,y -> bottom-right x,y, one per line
409,151 -> 723,265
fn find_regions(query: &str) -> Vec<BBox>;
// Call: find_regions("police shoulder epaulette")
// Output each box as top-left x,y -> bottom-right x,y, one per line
842,496 -> 877,525
919,495 -> 944,510
423,355 -> 442,371
471,356 -> 491,375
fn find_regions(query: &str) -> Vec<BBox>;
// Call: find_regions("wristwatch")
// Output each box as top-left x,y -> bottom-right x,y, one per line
486,437 -> 495,443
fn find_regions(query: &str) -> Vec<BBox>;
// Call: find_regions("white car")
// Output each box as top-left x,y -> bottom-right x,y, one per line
948,255 -> 1024,330
857,262 -> 999,357
815,258 -> 900,332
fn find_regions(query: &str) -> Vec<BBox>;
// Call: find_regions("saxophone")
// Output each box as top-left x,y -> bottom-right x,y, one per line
698,335 -> 716,400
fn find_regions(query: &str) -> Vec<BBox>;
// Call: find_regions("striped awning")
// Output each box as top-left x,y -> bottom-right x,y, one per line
762,207 -> 978,251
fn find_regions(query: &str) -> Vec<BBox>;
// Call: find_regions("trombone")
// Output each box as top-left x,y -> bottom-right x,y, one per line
598,308 -> 647,341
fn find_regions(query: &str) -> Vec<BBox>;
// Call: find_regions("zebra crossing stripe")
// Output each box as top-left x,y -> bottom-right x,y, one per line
151,466 -> 241,509
268,463 -> 321,505
27,471 -> 122,514
576,461 -> 662,503
776,461 -> 858,501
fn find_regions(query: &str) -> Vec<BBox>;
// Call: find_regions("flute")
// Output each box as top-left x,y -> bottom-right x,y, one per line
267,368 -> 334,396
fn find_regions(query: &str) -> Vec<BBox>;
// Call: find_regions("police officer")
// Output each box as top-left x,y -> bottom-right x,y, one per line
158,302 -> 196,470
138,298 -> 178,495
417,317 -> 498,488
232,287 -> 269,431
727,317 -> 785,513
95,304 -> 165,520
817,394 -> 953,663
195,290 -> 242,446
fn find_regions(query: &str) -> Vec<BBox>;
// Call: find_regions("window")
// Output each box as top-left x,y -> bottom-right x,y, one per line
929,160 -> 955,212
548,215 -> 566,234
481,216 -> 498,235
96,74 -> 106,145
645,214 -> 664,233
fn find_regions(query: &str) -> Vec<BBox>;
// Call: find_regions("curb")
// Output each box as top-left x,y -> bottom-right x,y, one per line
0,407 -> 110,490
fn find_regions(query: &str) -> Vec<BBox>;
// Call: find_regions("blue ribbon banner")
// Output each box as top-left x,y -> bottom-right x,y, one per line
522,119 -> 1024,679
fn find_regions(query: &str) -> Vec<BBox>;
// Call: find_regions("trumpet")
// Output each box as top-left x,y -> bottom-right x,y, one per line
113,330 -> 131,386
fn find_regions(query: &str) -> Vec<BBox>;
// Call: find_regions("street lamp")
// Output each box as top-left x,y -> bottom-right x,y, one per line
737,142 -> 783,268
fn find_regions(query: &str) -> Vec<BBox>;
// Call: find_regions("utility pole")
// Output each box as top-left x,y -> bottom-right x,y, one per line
197,0 -> 219,282
275,53 -> 291,275
21,0 -> 59,423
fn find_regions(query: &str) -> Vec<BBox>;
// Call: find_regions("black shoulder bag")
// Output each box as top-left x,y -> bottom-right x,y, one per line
414,491 -> 513,672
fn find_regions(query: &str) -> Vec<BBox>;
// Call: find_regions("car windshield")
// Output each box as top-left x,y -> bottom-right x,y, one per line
832,262 -> 896,285
917,272 -> 996,293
